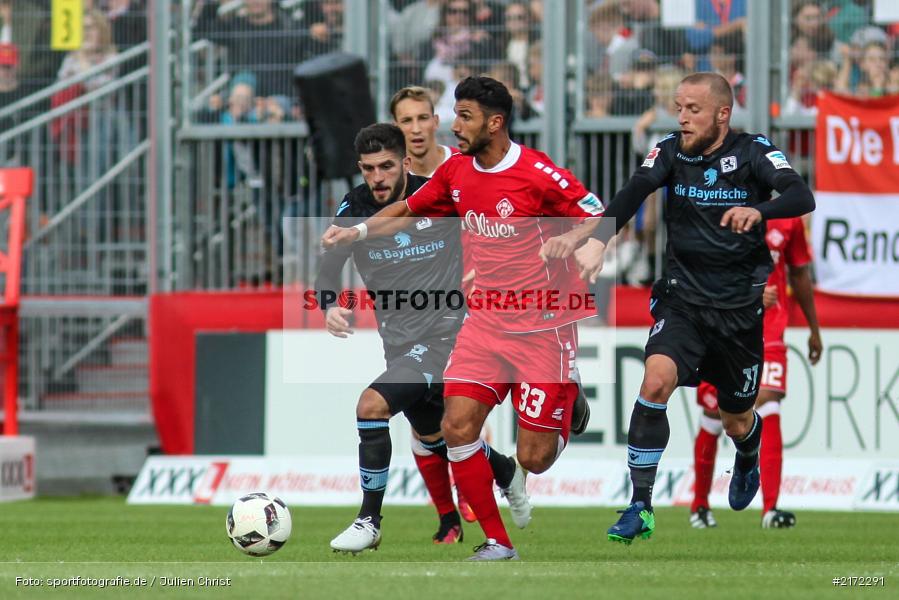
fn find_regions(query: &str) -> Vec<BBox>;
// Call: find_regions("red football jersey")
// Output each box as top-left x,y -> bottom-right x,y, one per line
764,217 -> 811,342
407,142 -> 604,332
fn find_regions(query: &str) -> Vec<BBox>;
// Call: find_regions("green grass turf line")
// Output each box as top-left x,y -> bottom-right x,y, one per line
0,498 -> 895,599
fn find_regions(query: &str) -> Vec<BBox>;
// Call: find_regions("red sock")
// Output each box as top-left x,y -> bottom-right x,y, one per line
450,451 -> 512,548
691,428 -> 719,513
760,413 -> 783,513
413,453 -> 456,516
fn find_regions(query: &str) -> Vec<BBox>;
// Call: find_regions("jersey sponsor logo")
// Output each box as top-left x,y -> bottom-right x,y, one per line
642,147 -> 660,168
674,182 -> 749,203
394,232 -> 412,248
765,150 -> 792,170
676,152 -> 702,163
720,156 -> 738,173
754,136 -> 772,146
464,210 -> 519,238
415,217 -> 433,230
496,198 -> 515,219
452,189 -> 461,203
649,318 -> 665,337
703,168 -> 718,187
368,239 -> 446,261
577,192 -> 604,216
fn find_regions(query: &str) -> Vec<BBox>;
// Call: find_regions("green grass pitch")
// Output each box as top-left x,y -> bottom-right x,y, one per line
0,498 -> 895,599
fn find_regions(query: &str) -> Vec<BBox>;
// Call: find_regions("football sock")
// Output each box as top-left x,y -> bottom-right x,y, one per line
410,437 -> 456,517
627,396 -> 670,509
733,411 -> 763,473
357,419 -> 390,526
448,439 -> 512,548
758,403 -> 783,513
482,441 -> 516,489
413,452 -> 457,516
691,415 -> 722,513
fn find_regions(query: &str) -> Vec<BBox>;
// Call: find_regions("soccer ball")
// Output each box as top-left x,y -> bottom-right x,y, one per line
226,493 -> 292,556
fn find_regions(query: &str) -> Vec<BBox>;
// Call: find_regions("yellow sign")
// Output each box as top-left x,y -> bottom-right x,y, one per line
51,0 -> 83,51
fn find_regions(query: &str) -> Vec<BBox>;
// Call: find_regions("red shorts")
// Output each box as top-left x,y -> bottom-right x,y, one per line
443,317 -> 579,441
696,342 -> 788,411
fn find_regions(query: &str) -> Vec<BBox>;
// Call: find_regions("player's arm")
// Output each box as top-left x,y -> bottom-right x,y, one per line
572,137 -> 673,282
321,200 -> 418,248
315,199 -> 359,337
721,141 -> 816,233
788,264 -> 822,365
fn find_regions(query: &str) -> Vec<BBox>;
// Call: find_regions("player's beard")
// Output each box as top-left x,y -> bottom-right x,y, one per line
680,120 -> 721,155
458,124 -> 491,156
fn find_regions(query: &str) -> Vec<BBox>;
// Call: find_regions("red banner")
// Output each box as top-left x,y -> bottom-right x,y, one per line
812,93 -> 899,297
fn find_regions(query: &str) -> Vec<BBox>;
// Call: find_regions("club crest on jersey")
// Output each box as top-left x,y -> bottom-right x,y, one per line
767,228 -> 784,248
415,217 -> 433,230
720,156 -> 737,173
642,147 -> 660,168
703,168 -> 718,187
496,198 -> 515,219
452,189 -> 461,203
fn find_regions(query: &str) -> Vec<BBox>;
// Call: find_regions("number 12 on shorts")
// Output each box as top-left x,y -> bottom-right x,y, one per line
519,383 -> 546,418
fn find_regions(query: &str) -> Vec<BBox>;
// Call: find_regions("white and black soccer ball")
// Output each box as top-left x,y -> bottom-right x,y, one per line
226,493 -> 292,557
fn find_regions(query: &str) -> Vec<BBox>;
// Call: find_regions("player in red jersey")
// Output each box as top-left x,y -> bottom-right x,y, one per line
324,77 -> 604,560
690,217 -> 822,529
391,85 -> 478,534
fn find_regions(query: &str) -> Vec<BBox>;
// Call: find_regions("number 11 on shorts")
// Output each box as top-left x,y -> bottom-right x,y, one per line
519,383 -> 546,418
742,364 -> 759,393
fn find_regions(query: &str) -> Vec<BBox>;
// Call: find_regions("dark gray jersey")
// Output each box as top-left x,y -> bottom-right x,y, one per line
599,130 -> 812,308
315,175 -> 464,347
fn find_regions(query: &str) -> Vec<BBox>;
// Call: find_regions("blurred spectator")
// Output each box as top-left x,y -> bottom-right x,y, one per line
501,1 -> 539,88
487,60 -> 537,121
526,40 -> 543,115
193,0 -> 306,98
50,9 -> 118,167
620,0 -> 690,68
471,0 -> 504,32
390,0 -> 443,56
783,59 -> 837,115
306,0 -> 344,55
827,0 -> 872,46
836,40 -> 895,97
585,71 -> 615,117
631,65 -> 684,153
0,0 -> 59,91
685,0 -> 746,56
789,34 -> 821,76
791,0 -> 838,59
589,0 -> 639,80
708,31 -> 745,108
423,0 -> 493,89
611,48 -> 656,115
0,41 -> 20,98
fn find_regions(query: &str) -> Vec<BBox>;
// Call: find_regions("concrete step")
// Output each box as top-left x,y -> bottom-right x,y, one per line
108,337 -> 148,366
74,365 -> 148,394
41,391 -> 150,412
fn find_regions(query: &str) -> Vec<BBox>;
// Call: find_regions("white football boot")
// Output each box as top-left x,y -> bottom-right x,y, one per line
467,538 -> 520,561
499,457 -> 532,529
330,517 -> 381,554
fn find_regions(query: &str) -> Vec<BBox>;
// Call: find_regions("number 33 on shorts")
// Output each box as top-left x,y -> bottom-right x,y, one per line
519,383 -> 546,418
